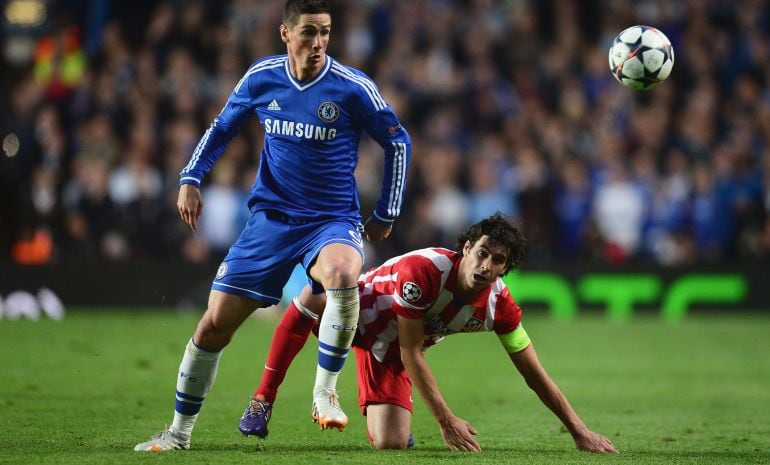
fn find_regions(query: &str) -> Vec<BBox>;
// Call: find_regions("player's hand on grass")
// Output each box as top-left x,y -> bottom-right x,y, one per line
573,429 -> 617,453
363,217 -> 392,241
439,416 -> 481,452
178,184 -> 203,232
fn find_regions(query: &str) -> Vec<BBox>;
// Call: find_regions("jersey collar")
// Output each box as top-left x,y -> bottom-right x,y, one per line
284,55 -> 332,91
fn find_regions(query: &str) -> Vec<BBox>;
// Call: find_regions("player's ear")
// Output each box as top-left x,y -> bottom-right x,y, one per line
463,240 -> 472,255
280,24 -> 289,43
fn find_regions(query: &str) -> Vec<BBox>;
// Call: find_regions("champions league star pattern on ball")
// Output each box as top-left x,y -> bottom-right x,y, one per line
609,25 -> 674,90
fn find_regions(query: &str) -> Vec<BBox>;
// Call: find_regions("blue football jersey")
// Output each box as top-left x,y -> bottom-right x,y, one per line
180,55 -> 411,223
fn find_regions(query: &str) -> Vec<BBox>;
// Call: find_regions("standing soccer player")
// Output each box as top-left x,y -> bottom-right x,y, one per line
134,0 -> 410,451
240,214 -> 617,453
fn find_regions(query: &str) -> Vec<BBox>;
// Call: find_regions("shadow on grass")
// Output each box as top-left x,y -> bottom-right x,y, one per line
474,447 -> 770,462
195,442 -> 377,453
98,441 -> 376,453
628,449 -> 769,460
97,441 -> 770,464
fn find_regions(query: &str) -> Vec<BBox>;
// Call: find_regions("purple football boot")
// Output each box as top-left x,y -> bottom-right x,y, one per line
238,397 -> 272,438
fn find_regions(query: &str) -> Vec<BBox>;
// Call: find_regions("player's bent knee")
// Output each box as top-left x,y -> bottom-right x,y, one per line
370,432 -> 410,450
194,320 -> 232,351
366,404 -> 412,450
373,438 -> 409,450
321,269 -> 358,289
195,292 -> 266,350
314,246 -> 362,288
194,311 -> 240,350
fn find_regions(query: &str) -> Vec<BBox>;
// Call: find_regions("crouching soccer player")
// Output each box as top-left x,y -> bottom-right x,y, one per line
239,213 -> 617,452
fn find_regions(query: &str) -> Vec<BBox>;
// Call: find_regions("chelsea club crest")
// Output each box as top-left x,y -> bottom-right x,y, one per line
216,262 -> 228,279
317,101 -> 339,123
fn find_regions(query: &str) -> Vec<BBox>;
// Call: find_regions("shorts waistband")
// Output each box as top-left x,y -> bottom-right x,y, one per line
264,210 -> 311,225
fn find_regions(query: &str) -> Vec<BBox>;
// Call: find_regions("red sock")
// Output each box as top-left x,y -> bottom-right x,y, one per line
253,300 -> 316,404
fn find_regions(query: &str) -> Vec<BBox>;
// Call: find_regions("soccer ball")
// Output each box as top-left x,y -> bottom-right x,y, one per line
608,25 -> 674,90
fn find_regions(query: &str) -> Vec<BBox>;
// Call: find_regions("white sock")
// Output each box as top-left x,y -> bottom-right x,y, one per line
171,338 -> 222,439
314,286 -> 358,395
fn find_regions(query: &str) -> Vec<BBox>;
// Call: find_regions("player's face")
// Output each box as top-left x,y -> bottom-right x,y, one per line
458,236 -> 509,294
281,13 -> 331,80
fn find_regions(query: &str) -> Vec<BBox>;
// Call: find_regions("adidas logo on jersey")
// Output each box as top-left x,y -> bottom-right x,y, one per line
267,100 -> 281,111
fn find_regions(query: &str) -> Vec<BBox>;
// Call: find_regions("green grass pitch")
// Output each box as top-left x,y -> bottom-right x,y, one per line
1,309 -> 769,464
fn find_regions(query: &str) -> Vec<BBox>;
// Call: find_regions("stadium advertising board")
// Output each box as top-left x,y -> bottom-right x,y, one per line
0,263 -> 765,319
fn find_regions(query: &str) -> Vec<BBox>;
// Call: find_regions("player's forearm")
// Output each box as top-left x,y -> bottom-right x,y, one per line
374,140 -> 410,221
180,121 -> 237,186
401,350 -> 453,424
511,346 -> 589,436
526,372 -> 587,435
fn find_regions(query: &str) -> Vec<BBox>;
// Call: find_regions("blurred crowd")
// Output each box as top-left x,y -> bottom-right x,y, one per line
1,0 -> 769,269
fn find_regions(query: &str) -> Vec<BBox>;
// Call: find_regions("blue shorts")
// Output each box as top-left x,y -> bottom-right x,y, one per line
211,209 -> 364,305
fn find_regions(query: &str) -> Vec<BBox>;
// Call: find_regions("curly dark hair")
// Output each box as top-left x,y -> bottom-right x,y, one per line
284,0 -> 331,27
455,213 -> 527,275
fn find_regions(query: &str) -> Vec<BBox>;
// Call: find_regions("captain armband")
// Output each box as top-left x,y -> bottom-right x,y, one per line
497,325 -> 531,354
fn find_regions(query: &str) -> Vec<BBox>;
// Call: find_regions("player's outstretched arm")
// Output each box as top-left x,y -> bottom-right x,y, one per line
397,316 -> 480,452
178,184 -> 204,232
509,344 -> 618,453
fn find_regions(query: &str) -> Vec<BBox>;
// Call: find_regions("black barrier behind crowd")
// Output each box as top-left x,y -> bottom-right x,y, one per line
1,262 -> 767,320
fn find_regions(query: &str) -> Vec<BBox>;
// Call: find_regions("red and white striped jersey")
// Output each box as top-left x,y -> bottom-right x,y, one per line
353,247 -> 523,363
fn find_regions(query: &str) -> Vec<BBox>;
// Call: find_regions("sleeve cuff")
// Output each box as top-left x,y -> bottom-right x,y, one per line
372,211 -> 396,224
180,177 -> 201,187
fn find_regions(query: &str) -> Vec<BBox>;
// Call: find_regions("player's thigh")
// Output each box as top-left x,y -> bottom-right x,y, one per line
354,347 -> 413,413
366,403 -> 412,449
304,219 -> 364,289
215,210 -> 304,304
